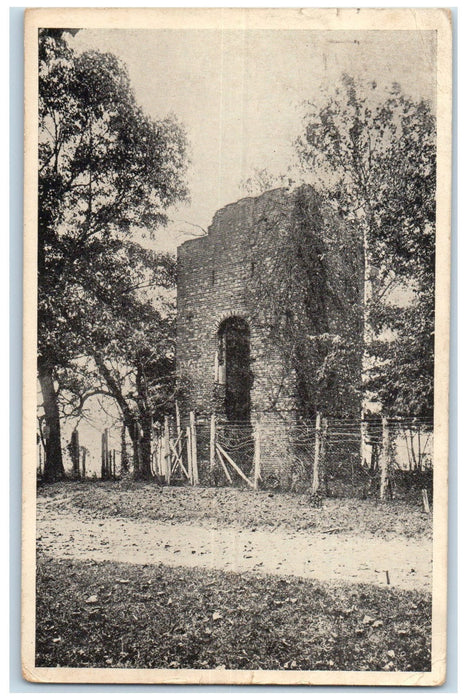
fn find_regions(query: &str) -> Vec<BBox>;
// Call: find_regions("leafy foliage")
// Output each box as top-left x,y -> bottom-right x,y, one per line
56,243 -> 178,424
38,29 -> 189,478
245,186 -> 364,417
296,76 -> 435,415
39,29 -> 188,369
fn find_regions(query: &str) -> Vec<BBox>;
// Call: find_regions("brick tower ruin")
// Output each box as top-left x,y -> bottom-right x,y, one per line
176,185 -> 365,486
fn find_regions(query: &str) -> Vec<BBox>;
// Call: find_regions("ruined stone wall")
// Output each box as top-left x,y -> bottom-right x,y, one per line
176,186 -> 364,483
176,189 -> 297,422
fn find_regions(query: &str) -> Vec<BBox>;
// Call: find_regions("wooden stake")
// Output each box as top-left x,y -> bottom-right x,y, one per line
164,416 -> 171,485
101,431 -> 104,479
320,417 -> 328,495
216,445 -> 233,484
120,424 -> 129,474
417,427 -> 422,472
81,446 -> 86,479
190,411 -> 199,485
312,412 -> 321,494
216,443 -> 254,488
135,421 -> 142,478
175,401 -> 182,458
210,414 -> 216,474
422,488 -> 430,513
186,426 -> 193,485
169,439 -> 189,479
71,429 -> 80,478
101,429 -> 109,480
253,419 -> 261,489
380,416 -> 389,500
360,410 -> 366,469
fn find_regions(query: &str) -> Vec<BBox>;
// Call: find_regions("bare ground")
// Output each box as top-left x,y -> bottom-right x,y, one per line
37,482 -> 432,591
37,481 -> 432,537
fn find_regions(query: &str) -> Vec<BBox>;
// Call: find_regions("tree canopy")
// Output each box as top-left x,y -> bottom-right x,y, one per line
38,29 -> 189,479
295,76 -> 435,416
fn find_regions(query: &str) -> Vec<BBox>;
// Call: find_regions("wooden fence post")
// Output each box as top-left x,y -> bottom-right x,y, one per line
320,417 -> 328,494
164,416 -> 171,485
106,430 -> 109,478
421,488 -> 430,513
71,428 -> 80,478
210,414 -> 216,475
312,412 -> 321,494
81,446 -> 86,479
175,401 -> 183,467
101,429 -> 108,479
121,425 -> 129,474
380,416 -> 389,500
253,418 -> 261,489
186,425 -> 193,484
38,442 -> 43,478
190,411 -> 199,485
175,401 -> 182,442
132,421 -> 142,478
360,411 -> 368,469
158,436 -> 164,477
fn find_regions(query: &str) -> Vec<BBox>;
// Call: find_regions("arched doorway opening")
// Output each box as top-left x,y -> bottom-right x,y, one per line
218,317 -> 251,422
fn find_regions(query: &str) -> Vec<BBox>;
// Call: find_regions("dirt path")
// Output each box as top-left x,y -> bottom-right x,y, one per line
37,507 -> 432,592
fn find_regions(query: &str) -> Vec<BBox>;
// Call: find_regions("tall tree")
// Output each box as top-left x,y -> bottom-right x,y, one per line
38,30 -> 188,480
85,245 -> 178,480
295,76 -> 435,415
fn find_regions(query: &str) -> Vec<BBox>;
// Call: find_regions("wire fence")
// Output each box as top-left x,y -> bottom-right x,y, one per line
42,412 -> 433,501
148,412 -> 433,500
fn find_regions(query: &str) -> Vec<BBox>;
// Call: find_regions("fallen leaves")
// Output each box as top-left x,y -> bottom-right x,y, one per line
37,481 -> 432,540
362,615 -> 375,625
37,555 -> 431,672
35,482 -> 432,672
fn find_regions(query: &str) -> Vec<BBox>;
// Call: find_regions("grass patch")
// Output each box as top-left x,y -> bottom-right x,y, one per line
36,556 -> 431,671
37,482 -> 432,539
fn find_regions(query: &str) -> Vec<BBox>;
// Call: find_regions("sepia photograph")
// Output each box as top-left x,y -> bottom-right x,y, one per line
22,7 -> 451,685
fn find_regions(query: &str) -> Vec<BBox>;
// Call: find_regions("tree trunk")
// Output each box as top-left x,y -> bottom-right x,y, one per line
38,361 -> 65,481
131,420 -> 142,479
93,354 -> 161,483
139,412 -> 153,480
120,424 -> 129,473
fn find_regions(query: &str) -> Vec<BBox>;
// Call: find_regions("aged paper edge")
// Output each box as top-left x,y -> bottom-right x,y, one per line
22,6 -> 452,687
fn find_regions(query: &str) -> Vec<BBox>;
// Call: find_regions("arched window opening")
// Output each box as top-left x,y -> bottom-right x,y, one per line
217,317 -> 251,422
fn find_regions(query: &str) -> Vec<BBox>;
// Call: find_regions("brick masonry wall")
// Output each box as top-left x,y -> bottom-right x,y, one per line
176,186 -> 364,482
177,189 -> 297,418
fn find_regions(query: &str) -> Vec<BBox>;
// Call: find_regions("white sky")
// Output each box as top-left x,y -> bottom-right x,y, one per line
71,29 -> 436,252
